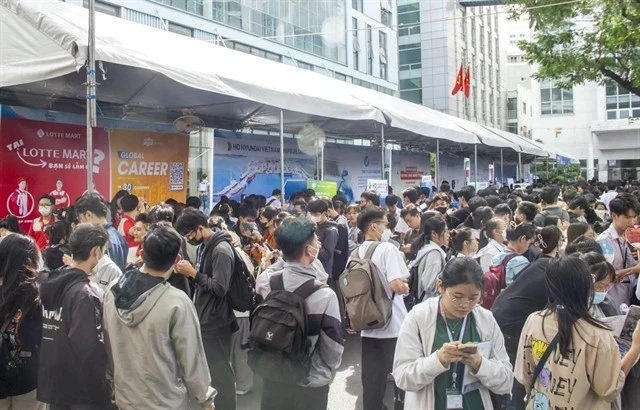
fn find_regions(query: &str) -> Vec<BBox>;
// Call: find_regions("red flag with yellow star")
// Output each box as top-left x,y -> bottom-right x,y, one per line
464,66 -> 471,98
451,64 -> 464,95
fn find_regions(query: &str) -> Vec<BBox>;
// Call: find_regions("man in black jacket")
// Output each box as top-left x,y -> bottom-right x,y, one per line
38,224 -> 112,410
175,208 -> 238,410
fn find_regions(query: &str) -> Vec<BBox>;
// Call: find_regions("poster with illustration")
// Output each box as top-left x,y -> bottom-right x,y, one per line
0,117 -> 110,229
110,130 -> 189,205
212,132 -> 315,202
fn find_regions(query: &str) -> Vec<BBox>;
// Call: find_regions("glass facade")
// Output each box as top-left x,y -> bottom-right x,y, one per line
158,0 -> 347,64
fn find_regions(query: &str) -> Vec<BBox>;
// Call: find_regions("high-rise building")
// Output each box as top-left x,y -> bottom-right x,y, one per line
499,10 -> 533,139
66,0 -> 399,95
397,0 -> 503,128
499,11 -> 640,181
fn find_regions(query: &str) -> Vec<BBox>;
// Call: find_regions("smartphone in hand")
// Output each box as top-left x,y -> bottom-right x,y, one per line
457,342 -> 478,354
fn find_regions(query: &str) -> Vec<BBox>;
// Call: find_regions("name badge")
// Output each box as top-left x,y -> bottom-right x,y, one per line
446,388 -> 463,409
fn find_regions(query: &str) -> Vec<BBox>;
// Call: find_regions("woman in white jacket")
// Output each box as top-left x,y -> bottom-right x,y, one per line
393,257 -> 513,410
408,216 -> 448,303
475,218 -> 507,273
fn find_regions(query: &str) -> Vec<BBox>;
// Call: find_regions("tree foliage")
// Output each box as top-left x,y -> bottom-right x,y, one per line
532,163 -> 582,184
507,0 -> 640,97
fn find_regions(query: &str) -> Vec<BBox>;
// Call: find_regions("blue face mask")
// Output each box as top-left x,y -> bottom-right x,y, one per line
592,292 -> 606,305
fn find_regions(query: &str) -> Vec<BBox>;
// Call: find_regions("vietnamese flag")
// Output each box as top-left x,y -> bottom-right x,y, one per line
464,67 -> 471,98
451,64 -> 464,95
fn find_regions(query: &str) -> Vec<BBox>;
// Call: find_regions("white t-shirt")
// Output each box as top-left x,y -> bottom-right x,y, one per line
357,241 -> 410,339
394,208 -> 410,234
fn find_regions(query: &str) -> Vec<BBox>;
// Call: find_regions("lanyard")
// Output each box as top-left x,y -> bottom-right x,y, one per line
617,238 -> 628,268
439,299 -> 468,391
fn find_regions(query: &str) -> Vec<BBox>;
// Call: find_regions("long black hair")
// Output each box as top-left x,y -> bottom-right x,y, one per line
0,234 -> 40,323
543,257 -> 609,357
451,228 -> 475,254
410,216 -> 447,256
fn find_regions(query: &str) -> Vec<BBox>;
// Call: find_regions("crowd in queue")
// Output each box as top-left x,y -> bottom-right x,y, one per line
0,178 -> 639,410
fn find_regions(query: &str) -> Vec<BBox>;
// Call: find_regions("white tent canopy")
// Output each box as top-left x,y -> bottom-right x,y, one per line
0,0 -> 576,161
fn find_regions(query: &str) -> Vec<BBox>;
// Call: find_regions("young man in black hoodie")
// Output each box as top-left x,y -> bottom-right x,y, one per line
175,208 -> 238,410
38,223 -> 112,410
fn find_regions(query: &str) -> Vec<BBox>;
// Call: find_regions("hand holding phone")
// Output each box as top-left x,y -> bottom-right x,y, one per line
457,342 -> 478,354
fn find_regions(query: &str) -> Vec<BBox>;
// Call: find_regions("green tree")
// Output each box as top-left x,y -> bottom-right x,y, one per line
532,163 -> 582,184
507,0 -> 640,97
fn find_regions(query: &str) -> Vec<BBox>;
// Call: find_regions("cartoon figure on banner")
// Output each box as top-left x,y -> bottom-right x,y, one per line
49,178 -> 70,210
6,178 -> 34,218
337,170 -> 354,203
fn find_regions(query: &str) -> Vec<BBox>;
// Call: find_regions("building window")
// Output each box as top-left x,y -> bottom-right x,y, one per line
379,32 -> 388,80
481,89 -> 487,121
399,78 -> 422,104
399,43 -> 421,71
506,123 -> 518,134
523,101 -> 527,115
352,0 -> 363,12
507,97 -> 518,119
335,72 -> 347,81
381,8 -> 392,27
297,61 -> 313,71
352,18 -> 360,71
540,80 -> 574,115
84,0 -> 120,16
366,25 -> 373,75
606,82 -> 640,120
398,3 -> 420,36
509,34 -> 516,45
167,22 -> 193,36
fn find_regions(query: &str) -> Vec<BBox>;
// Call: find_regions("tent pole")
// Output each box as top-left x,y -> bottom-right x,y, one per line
500,148 -> 504,187
474,143 -> 478,187
518,152 -> 522,182
380,126 -> 385,180
86,0 -> 96,193
435,138 -> 440,187
280,110 -> 285,204
209,128 -> 214,213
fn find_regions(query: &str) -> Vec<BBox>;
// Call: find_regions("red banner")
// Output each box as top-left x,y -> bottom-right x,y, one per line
0,118 -> 111,229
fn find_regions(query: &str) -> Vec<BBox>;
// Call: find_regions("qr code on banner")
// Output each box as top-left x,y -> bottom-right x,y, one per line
169,162 -> 184,191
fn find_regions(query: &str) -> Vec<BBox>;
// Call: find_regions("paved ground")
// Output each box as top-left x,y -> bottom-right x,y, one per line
237,334 -> 395,410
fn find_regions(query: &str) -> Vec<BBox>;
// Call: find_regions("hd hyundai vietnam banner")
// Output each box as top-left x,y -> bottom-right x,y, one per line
0,118 -> 188,229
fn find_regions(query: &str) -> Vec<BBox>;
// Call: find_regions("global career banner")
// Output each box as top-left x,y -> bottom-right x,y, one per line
0,118 -> 188,229
110,130 -> 189,206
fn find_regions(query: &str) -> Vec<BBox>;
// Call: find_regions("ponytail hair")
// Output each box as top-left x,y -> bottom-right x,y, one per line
410,216 -> 447,256
479,217 -> 503,250
536,225 -> 562,255
451,228 -> 474,254
505,222 -> 536,242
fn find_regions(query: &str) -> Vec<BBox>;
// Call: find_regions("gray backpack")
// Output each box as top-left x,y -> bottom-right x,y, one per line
339,242 -> 393,331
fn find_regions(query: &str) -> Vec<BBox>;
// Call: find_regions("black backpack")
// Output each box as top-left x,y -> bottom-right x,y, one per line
206,235 -> 256,312
247,274 -> 326,384
404,248 -> 444,312
332,223 -> 350,279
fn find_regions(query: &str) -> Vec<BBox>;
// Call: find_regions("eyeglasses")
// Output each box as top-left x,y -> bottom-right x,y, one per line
446,290 -> 481,307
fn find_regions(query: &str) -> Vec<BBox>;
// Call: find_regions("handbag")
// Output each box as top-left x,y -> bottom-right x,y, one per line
524,333 -> 560,404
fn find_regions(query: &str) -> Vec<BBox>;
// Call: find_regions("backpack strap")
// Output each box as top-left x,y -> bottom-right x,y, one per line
363,241 -> 382,260
269,273 -> 285,291
528,333 -> 560,396
294,279 -> 328,300
501,252 -> 520,267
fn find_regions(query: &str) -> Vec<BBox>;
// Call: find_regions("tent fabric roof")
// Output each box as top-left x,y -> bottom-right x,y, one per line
0,0 -> 576,160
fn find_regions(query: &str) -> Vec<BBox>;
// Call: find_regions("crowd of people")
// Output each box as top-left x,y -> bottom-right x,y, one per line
0,178 -> 639,410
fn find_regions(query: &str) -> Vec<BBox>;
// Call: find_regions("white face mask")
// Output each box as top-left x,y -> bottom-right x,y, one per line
39,205 -> 53,217
310,215 -> 323,224
381,228 -> 393,242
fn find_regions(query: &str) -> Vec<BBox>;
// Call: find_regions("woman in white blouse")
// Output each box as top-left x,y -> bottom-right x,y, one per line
475,218 -> 507,272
